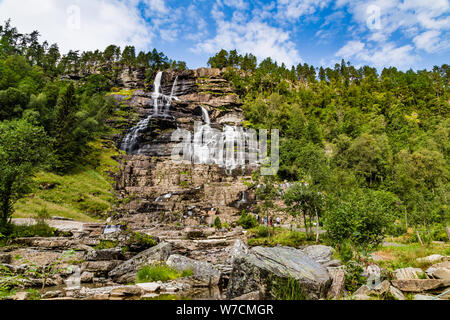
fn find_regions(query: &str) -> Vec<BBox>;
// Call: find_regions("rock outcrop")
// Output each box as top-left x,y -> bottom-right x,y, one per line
227,246 -> 332,300
166,254 -> 221,287
109,242 -> 172,283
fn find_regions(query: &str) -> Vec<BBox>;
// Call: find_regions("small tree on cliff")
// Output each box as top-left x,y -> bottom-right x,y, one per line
0,119 -> 52,229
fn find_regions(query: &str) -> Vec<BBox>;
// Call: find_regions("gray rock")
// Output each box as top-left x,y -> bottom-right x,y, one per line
354,285 -> 370,296
166,254 -> 221,287
82,261 -> 121,276
136,282 -> 161,293
327,267 -> 346,299
110,286 -> 143,298
232,291 -> 261,300
85,248 -> 125,261
413,294 -> 435,300
353,281 -> 390,297
394,267 -> 425,280
227,246 -> 332,300
80,271 -> 94,283
226,239 -> 249,265
302,245 -> 334,264
426,261 -> 450,280
372,280 -> 390,295
389,286 -> 405,300
109,242 -> 172,283
391,279 -> 450,292
417,254 -> 448,264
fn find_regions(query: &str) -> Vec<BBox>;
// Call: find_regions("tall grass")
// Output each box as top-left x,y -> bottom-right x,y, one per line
136,264 -> 193,283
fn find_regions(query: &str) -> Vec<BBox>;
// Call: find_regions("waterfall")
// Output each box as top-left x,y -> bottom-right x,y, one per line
165,76 -> 179,115
121,72 -> 179,154
201,106 -> 210,125
152,71 -> 163,116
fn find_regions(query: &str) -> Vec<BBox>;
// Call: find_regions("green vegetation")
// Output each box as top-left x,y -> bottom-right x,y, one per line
237,211 -> 258,229
270,276 -> 308,300
344,262 -> 367,294
13,139 -> 119,222
94,240 -> 119,250
374,242 -> 450,270
247,227 -> 307,247
136,264 -> 193,283
209,48 -> 449,253
213,216 -> 222,229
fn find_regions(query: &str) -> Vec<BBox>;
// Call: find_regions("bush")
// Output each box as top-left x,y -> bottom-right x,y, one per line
136,264 -> 193,283
238,211 -> 258,229
213,217 -> 222,229
324,189 -> 399,251
0,222 -> 56,241
344,262 -> 366,294
257,226 -> 269,237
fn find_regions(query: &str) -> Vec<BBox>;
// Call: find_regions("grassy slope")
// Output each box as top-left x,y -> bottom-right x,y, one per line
13,139 -> 121,222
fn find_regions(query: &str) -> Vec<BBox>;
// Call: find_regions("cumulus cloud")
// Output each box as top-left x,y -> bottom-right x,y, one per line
194,18 -> 302,66
335,40 -> 416,69
277,0 -> 332,21
413,30 -> 449,53
0,0 -> 153,53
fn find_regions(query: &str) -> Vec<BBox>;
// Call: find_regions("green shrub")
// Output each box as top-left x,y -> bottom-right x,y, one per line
213,217 -> 222,229
257,226 -> 269,237
136,264 -> 193,283
1,222 -> 56,239
238,211 -> 258,229
344,262 -> 366,294
324,189 -> 399,251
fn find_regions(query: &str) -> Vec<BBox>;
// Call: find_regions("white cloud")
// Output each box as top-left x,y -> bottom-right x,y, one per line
223,0 -> 248,10
0,0 -> 153,53
413,30 -> 449,53
277,0 -> 332,21
335,40 -> 417,69
194,19 -> 302,66
145,0 -> 169,14
335,40 -> 365,58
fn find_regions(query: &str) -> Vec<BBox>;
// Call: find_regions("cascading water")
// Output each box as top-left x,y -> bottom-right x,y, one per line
152,71 -> 163,116
190,107 -> 250,173
121,72 -> 179,154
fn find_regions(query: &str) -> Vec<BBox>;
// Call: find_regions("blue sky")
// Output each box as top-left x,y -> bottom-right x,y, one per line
0,0 -> 449,71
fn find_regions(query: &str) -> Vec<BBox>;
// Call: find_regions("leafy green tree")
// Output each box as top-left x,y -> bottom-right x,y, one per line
323,189 -> 399,251
283,182 -> 324,241
0,119 -> 52,228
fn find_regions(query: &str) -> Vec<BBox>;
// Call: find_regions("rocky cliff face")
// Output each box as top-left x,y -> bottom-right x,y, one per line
108,68 -> 256,234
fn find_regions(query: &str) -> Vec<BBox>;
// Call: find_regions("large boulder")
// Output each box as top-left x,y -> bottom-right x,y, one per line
227,246 -> 332,300
302,245 -> 334,264
109,242 -> 172,283
166,254 -> 221,287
